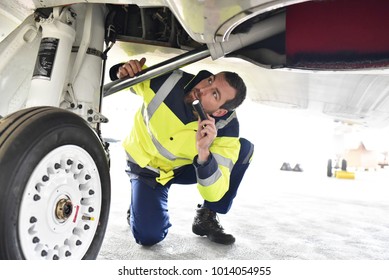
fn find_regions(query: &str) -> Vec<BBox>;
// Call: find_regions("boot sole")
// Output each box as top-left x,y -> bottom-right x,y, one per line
193,226 -> 236,245
192,226 -> 207,237
208,235 -> 235,245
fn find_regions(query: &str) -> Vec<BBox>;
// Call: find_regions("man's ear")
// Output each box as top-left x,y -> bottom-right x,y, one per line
212,108 -> 228,117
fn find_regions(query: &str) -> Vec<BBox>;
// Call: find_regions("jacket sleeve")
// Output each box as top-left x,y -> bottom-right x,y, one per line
193,136 -> 240,202
109,62 -> 149,97
109,63 -> 122,81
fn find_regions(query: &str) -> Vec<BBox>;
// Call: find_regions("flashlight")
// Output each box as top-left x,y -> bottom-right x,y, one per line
192,99 -> 208,121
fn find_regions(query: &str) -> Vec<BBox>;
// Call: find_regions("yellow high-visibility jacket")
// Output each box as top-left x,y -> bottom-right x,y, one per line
122,69 -> 241,202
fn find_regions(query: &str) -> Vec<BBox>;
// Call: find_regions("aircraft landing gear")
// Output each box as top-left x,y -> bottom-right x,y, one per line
0,106 -> 110,259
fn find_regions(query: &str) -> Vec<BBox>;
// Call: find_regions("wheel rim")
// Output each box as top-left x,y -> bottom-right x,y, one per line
18,145 -> 102,259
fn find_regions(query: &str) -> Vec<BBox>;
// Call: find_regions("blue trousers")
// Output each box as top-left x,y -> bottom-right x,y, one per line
127,138 -> 254,246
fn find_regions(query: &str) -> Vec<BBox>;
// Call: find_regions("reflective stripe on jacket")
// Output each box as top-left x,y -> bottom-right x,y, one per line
122,69 -> 241,202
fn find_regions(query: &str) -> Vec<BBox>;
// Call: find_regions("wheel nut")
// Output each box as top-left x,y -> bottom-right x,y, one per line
84,224 -> 90,230
33,194 -> 41,201
78,164 -> 83,169
76,240 -> 82,246
54,163 -> 61,169
65,251 -> 72,257
30,216 -> 37,223
85,174 -> 91,180
89,189 -> 95,195
32,237 -> 40,243
41,250 -> 47,257
53,255 -> 59,260
42,175 -> 49,182
67,159 -> 73,165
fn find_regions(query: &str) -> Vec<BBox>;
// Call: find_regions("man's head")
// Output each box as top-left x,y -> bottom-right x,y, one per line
186,71 -> 247,117
220,71 -> 247,111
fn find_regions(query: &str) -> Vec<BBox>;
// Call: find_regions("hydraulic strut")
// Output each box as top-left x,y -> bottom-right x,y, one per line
103,45 -> 210,97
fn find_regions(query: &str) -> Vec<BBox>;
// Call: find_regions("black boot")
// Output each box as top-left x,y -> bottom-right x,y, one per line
192,205 -> 235,245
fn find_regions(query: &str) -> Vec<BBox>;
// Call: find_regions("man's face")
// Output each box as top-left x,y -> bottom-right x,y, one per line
186,72 -> 237,117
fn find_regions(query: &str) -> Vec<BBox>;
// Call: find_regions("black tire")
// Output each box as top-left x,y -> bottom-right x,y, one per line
0,106 -> 111,259
327,159 -> 333,177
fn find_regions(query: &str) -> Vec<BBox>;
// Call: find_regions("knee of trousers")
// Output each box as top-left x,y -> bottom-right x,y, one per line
203,139 -> 254,214
130,212 -> 171,246
237,138 -> 254,165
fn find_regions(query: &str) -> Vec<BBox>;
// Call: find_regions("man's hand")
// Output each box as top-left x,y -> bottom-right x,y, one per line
196,115 -> 217,163
117,57 -> 146,79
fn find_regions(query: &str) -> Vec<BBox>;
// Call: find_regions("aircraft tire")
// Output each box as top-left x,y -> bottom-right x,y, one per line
0,106 -> 110,259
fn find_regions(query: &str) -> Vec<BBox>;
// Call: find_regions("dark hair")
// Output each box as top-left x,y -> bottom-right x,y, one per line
220,71 -> 247,111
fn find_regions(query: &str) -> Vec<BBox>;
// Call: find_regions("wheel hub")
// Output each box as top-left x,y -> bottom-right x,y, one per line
55,197 -> 73,222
